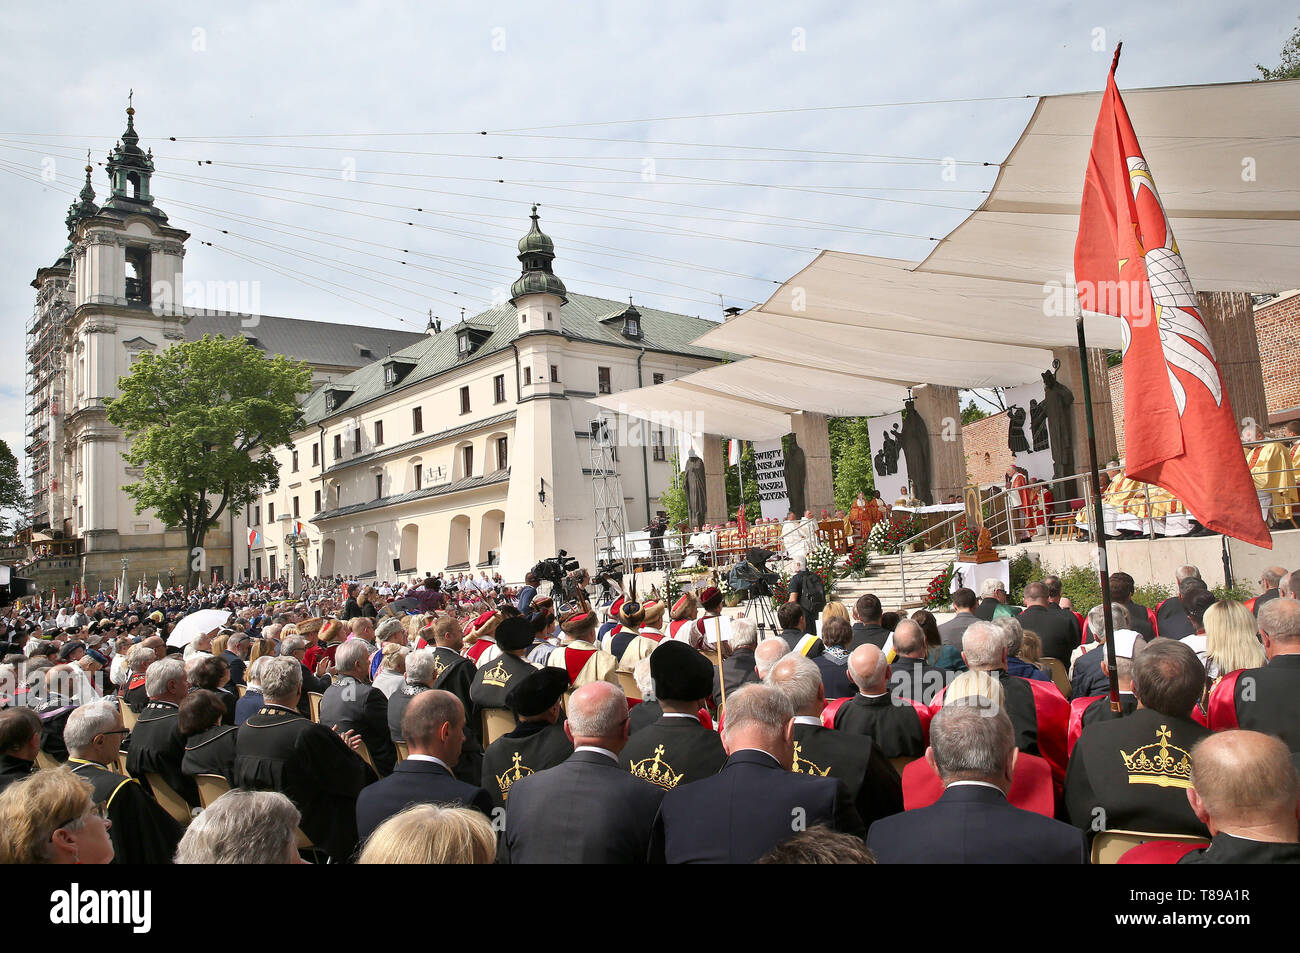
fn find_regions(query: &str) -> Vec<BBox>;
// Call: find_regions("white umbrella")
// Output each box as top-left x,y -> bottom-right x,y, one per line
166,609 -> 231,648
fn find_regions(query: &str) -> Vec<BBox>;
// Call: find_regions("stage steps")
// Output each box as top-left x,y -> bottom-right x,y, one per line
834,548 -> 961,611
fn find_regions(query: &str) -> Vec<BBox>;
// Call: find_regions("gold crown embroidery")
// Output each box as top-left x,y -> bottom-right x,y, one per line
431,654 -> 448,677
495,752 -> 533,801
792,741 -> 830,777
1120,724 -> 1193,789
630,744 -> 683,790
482,658 -> 512,689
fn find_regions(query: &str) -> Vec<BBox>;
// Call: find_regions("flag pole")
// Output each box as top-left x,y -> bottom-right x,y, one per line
1074,300 -> 1121,713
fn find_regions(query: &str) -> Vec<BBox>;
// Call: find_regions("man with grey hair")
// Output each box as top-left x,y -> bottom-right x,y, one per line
1207,598 -> 1300,750
66,700 -> 183,864
388,647 -> 438,742
503,681 -> 664,863
119,643 -> 156,714
1251,565 -> 1288,616
1156,566 -> 1204,640
1071,604 -> 1131,698
221,630 -> 251,687
866,703 -> 1086,863
766,654 -> 902,826
712,617 -> 761,709
888,618 -> 950,705
832,644 -> 925,759
960,621 -> 1069,784
176,790 -> 305,864
993,616 -> 1051,683
652,683 -> 861,863
126,655 -> 198,807
320,636 -> 397,777
1281,568 -> 1300,600
753,637 -> 789,681
281,634 -> 332,718
1066,639 -> 1210,841
235,656 -> 367,863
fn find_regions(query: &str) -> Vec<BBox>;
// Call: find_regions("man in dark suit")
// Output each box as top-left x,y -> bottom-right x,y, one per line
849,593 -> 889,650
234,657 -> 368,863
652,683 -> 861,863
125,656 -> 199,808
937,588 -> 978,649
1071,604 -> 1132,700
767,653 -> 903,827
502,681 -> 664,863
481,667 -> 573,811
712,617 -> 761,709
319,638 -> 398,777
1042,575 -> 1083,643
1109,572 -> 1154,641
867,702 -> 1086,863
622,641 -> 726,788
280,633 -> 333,719
1251,566 -> 1287,616
776,602 -> 822,657
834,644 -> 925,759
1155,569 -> 1206,641
1066,640 -> 1211,841
888,619 -> 950,705
1016,582 -> 1077,665
1211,599 -> 1300,750
355,690 -> 492,845
221,631 -> 250,687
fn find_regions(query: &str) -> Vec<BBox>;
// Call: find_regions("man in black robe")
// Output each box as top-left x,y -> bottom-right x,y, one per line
621,641 -> 725,790
481,667 -> 573,811
126,656 -> 199,808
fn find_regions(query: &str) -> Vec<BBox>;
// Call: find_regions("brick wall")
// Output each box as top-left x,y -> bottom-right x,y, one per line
963,411 -> 1010,486
1256,291 -> 1300,422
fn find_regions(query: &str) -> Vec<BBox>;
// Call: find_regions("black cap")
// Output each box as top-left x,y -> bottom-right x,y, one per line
495,617 -> 534,651
505,667 -> 569,717
650,640 -> 714,701
57,640 -> 86,660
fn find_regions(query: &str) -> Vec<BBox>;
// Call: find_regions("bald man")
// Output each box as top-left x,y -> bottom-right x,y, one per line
502,682 -> 664,864
888,619 -> 950,705
832,644 -> 925,759
1207,599 -> 1300,750
753,638 -> 789,681
1249,565 -> 1289,616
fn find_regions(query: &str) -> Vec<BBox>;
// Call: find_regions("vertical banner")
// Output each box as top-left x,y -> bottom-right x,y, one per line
753,439 -> 790,520
1002,380 -> 1055,483
871,411 -> 911,504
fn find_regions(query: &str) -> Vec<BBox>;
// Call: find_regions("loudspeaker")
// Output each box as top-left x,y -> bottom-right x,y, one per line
392,558 -> 401,572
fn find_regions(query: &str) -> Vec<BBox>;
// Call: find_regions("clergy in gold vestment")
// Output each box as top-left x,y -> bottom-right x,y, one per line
1244,436 -> 1295,524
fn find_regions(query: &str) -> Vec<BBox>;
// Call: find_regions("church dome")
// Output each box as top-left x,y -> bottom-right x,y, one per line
517,205 -> 555,255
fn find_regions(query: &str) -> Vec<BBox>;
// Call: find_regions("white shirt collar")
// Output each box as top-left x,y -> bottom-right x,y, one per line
946,780 -> 1006,794
793,715 -> 822,726
574,745 -> 618,762
405,754 -> 451,771
661,712 -> 699,720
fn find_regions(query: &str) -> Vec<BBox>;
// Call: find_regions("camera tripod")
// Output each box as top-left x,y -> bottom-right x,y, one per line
744,589 -> 782,638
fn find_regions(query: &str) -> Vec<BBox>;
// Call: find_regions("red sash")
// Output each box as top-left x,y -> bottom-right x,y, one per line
561,647 -> 597,684
906,697 -> 934,745
667,620 -> 694,641
1067,694 -> 1106,756
1244,596 -> 1258,614
821,695 -> 850,728
1073,612 -> 1087,645
1147,607 -> 1159,639
465,638 -> 495,663
638,628 -> 665,644
1206,669 -> 1243,731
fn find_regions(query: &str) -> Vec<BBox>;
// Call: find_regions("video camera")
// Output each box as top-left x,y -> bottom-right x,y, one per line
531,551 -> 581,594
728,547 -> 779,598
0,566 -> 37,608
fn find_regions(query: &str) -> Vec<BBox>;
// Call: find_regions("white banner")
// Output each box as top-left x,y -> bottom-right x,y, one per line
1002,380 -> 1054,483
871,411 -> 911,504
753,439 -> 790,520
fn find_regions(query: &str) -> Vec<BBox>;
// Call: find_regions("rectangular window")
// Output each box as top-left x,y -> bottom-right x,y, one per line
255,557 -> 262,579
314,489 -> 321,513
414,464 -> 422,490
374,420 -> 384,445
292,496 -> 300,518
291,449 -> 299,472
494,375 -> 506,404
333,434 -> 342,460
375,474 -> 383,499
353,428 -> 361,453
497,436 -> 508,471
463,445 -> 474,477
412,406 -> 423,433
653,373 -> 664,386
598,366 -> 611,394
550,364 -> 559,383
523,367 -> 531,385
269,554 -> 277,579
267,503 -> 275,523
460,386 -> 470,414
312,444 -> 319,467
652,430 -> 665,461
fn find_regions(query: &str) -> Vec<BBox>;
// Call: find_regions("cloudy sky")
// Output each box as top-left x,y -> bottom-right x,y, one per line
1,1 -> 1295,479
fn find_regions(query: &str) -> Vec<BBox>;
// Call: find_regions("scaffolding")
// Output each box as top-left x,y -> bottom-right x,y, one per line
25,272 -> 72,533
589,417 -> 630,580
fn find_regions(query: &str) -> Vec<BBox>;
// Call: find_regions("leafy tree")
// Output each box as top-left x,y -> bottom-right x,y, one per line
724,441 -> 759,520
660,451 -> 688,529
828,416 -> 875,511
0,440 -> 28,536
1257,17 -> 1300,79
106,335 -> 313,587
960,400 -> 989,425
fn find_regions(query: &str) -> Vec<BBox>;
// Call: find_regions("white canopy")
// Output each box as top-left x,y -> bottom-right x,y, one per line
918,77 -> 1300,291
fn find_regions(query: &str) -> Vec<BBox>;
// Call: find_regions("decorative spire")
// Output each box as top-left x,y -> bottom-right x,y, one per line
64,155 -> 99,239
103,95 -> 166,221
509,204 -> 566,305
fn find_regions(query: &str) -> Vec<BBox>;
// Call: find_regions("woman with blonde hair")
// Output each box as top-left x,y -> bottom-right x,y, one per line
0,767 -> 114,864
357,804 -> 496,864
1203,599 -> 1266,682
819,601 -> 850,631
372,643 -> 409,699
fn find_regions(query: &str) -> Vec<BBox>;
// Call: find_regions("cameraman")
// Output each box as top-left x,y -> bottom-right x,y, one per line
517,572 -> 539,614
787,557 -> 825,638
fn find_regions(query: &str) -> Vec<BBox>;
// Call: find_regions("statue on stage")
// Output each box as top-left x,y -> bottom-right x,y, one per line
900,398 -> 933,505
684,449 -> 708,531
873,444 -> 889,477
884,424 -> 902,474
1007,404 -> 1030,455
1041,363 -> 1076,480
1029,398 -> 1050,452
784,435 -> 807,517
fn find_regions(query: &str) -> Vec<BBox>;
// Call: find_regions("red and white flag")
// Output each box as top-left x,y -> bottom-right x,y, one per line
728,439 -> 742,467
1073,50 -> 1270,548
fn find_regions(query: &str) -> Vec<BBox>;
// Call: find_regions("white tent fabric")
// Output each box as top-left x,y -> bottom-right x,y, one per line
918,78 -> 1300,291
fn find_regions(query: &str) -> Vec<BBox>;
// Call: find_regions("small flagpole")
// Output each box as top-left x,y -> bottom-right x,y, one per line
1075,299 -> 1121,713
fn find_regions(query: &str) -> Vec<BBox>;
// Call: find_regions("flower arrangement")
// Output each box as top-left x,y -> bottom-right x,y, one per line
954,516 -> 978,556
867,514 -> 923,556
924,562 -> 956,608
843,540 -> 872,578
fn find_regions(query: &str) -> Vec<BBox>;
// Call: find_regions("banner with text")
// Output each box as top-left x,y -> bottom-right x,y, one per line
754,439 -> 790,520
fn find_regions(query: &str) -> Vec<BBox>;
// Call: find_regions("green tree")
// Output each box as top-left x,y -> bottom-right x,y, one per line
1258,18 -> 1300,79
828,416 -> 875,511
106,335 -> 313,587
660,451 -> 688,528
724,441 -> 759,520
960,401 -> 989,425
0,440 -> 28,536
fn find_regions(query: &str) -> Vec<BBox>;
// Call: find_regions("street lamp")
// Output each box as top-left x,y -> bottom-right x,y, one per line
538,478 -> 547,505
